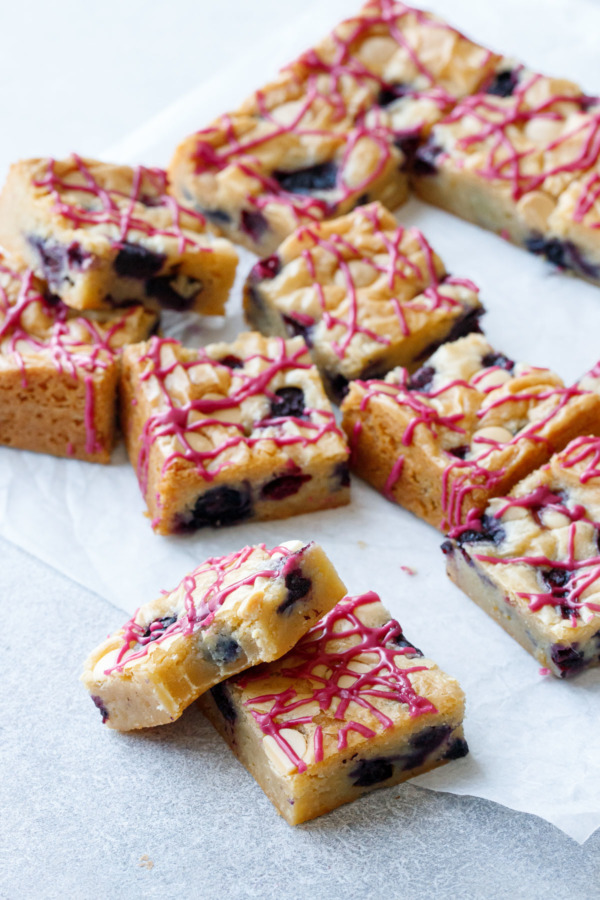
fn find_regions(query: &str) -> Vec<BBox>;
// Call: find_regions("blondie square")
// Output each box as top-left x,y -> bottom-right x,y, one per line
413,66 -> 600,257
444,435 -> 600,677
121,332 -> 350,534
0,252 -> 156,462
168,1 -> 499,255
341,333 -> 600,530
244,202 -> 483,401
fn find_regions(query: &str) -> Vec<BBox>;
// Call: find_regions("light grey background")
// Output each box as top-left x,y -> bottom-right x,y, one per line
2,1 -> 600,897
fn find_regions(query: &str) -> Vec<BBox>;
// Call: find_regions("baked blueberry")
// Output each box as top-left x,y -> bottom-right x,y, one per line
407,365 -> 435,392
350,757 -> 394,787
188,483 -> 253,529
114,242 -> 166,279
269,386 -> 306,418
241,209 -> 269,243
274,161 -> 338,195
485,69 -> 519,97
277,569 -> 312,613
210,683 -> 237,724
261,472 -> 312,500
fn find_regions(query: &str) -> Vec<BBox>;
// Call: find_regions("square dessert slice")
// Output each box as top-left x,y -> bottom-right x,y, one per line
244,202 -> 483,402
340,333 -> 600,531
0,252 -> 157,462
443,435 -> 600,678
121,332 -> 350,534
413,66 -> 600,260
82,541 -> 346,730
199,590 -> 467,825
0,156 -> 238,313
168,1 -> 499,255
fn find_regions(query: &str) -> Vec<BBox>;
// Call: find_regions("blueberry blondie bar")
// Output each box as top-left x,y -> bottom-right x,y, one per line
444,435 -> 600,677
0,252 -> 156,462
168,1 -> 499,254
0,156 -> 238,312
340,334 -> 600,530
121,332 -> 350,534
413,66 -> 600,275
244,202 -> 483,401
199,590 -> 467,825
82,541 -> 346,730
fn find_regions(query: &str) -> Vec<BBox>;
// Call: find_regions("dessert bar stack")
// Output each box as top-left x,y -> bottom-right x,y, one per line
82,543 -> 468,824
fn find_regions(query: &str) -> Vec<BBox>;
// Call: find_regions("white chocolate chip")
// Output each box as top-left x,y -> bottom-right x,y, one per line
517,191 -> 555,230
542,509 -> 571,529
92,647 -> 121,680
476,369 -> 513,392
263,729 -> 307,774
470,425 -> 514,456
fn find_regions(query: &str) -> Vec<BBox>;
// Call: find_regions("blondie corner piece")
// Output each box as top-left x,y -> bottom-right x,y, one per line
199,591 -> 467,825
167,1 -> 499,254
82,541 -> 346,731
340,333 -> 600,531
0,251 -> 156,462
443,436 -> 600,678
244,202 -> 483,402
0,155 -> 238,313
121,332 -> 350,534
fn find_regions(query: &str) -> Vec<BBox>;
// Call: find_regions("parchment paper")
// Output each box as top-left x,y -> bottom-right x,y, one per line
2,0 -> 600,844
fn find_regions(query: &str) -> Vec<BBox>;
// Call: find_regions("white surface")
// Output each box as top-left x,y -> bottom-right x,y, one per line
2,0 -> 600,848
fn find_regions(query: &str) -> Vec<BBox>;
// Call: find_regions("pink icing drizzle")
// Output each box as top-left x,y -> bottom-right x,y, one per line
239,591 -> 436,774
